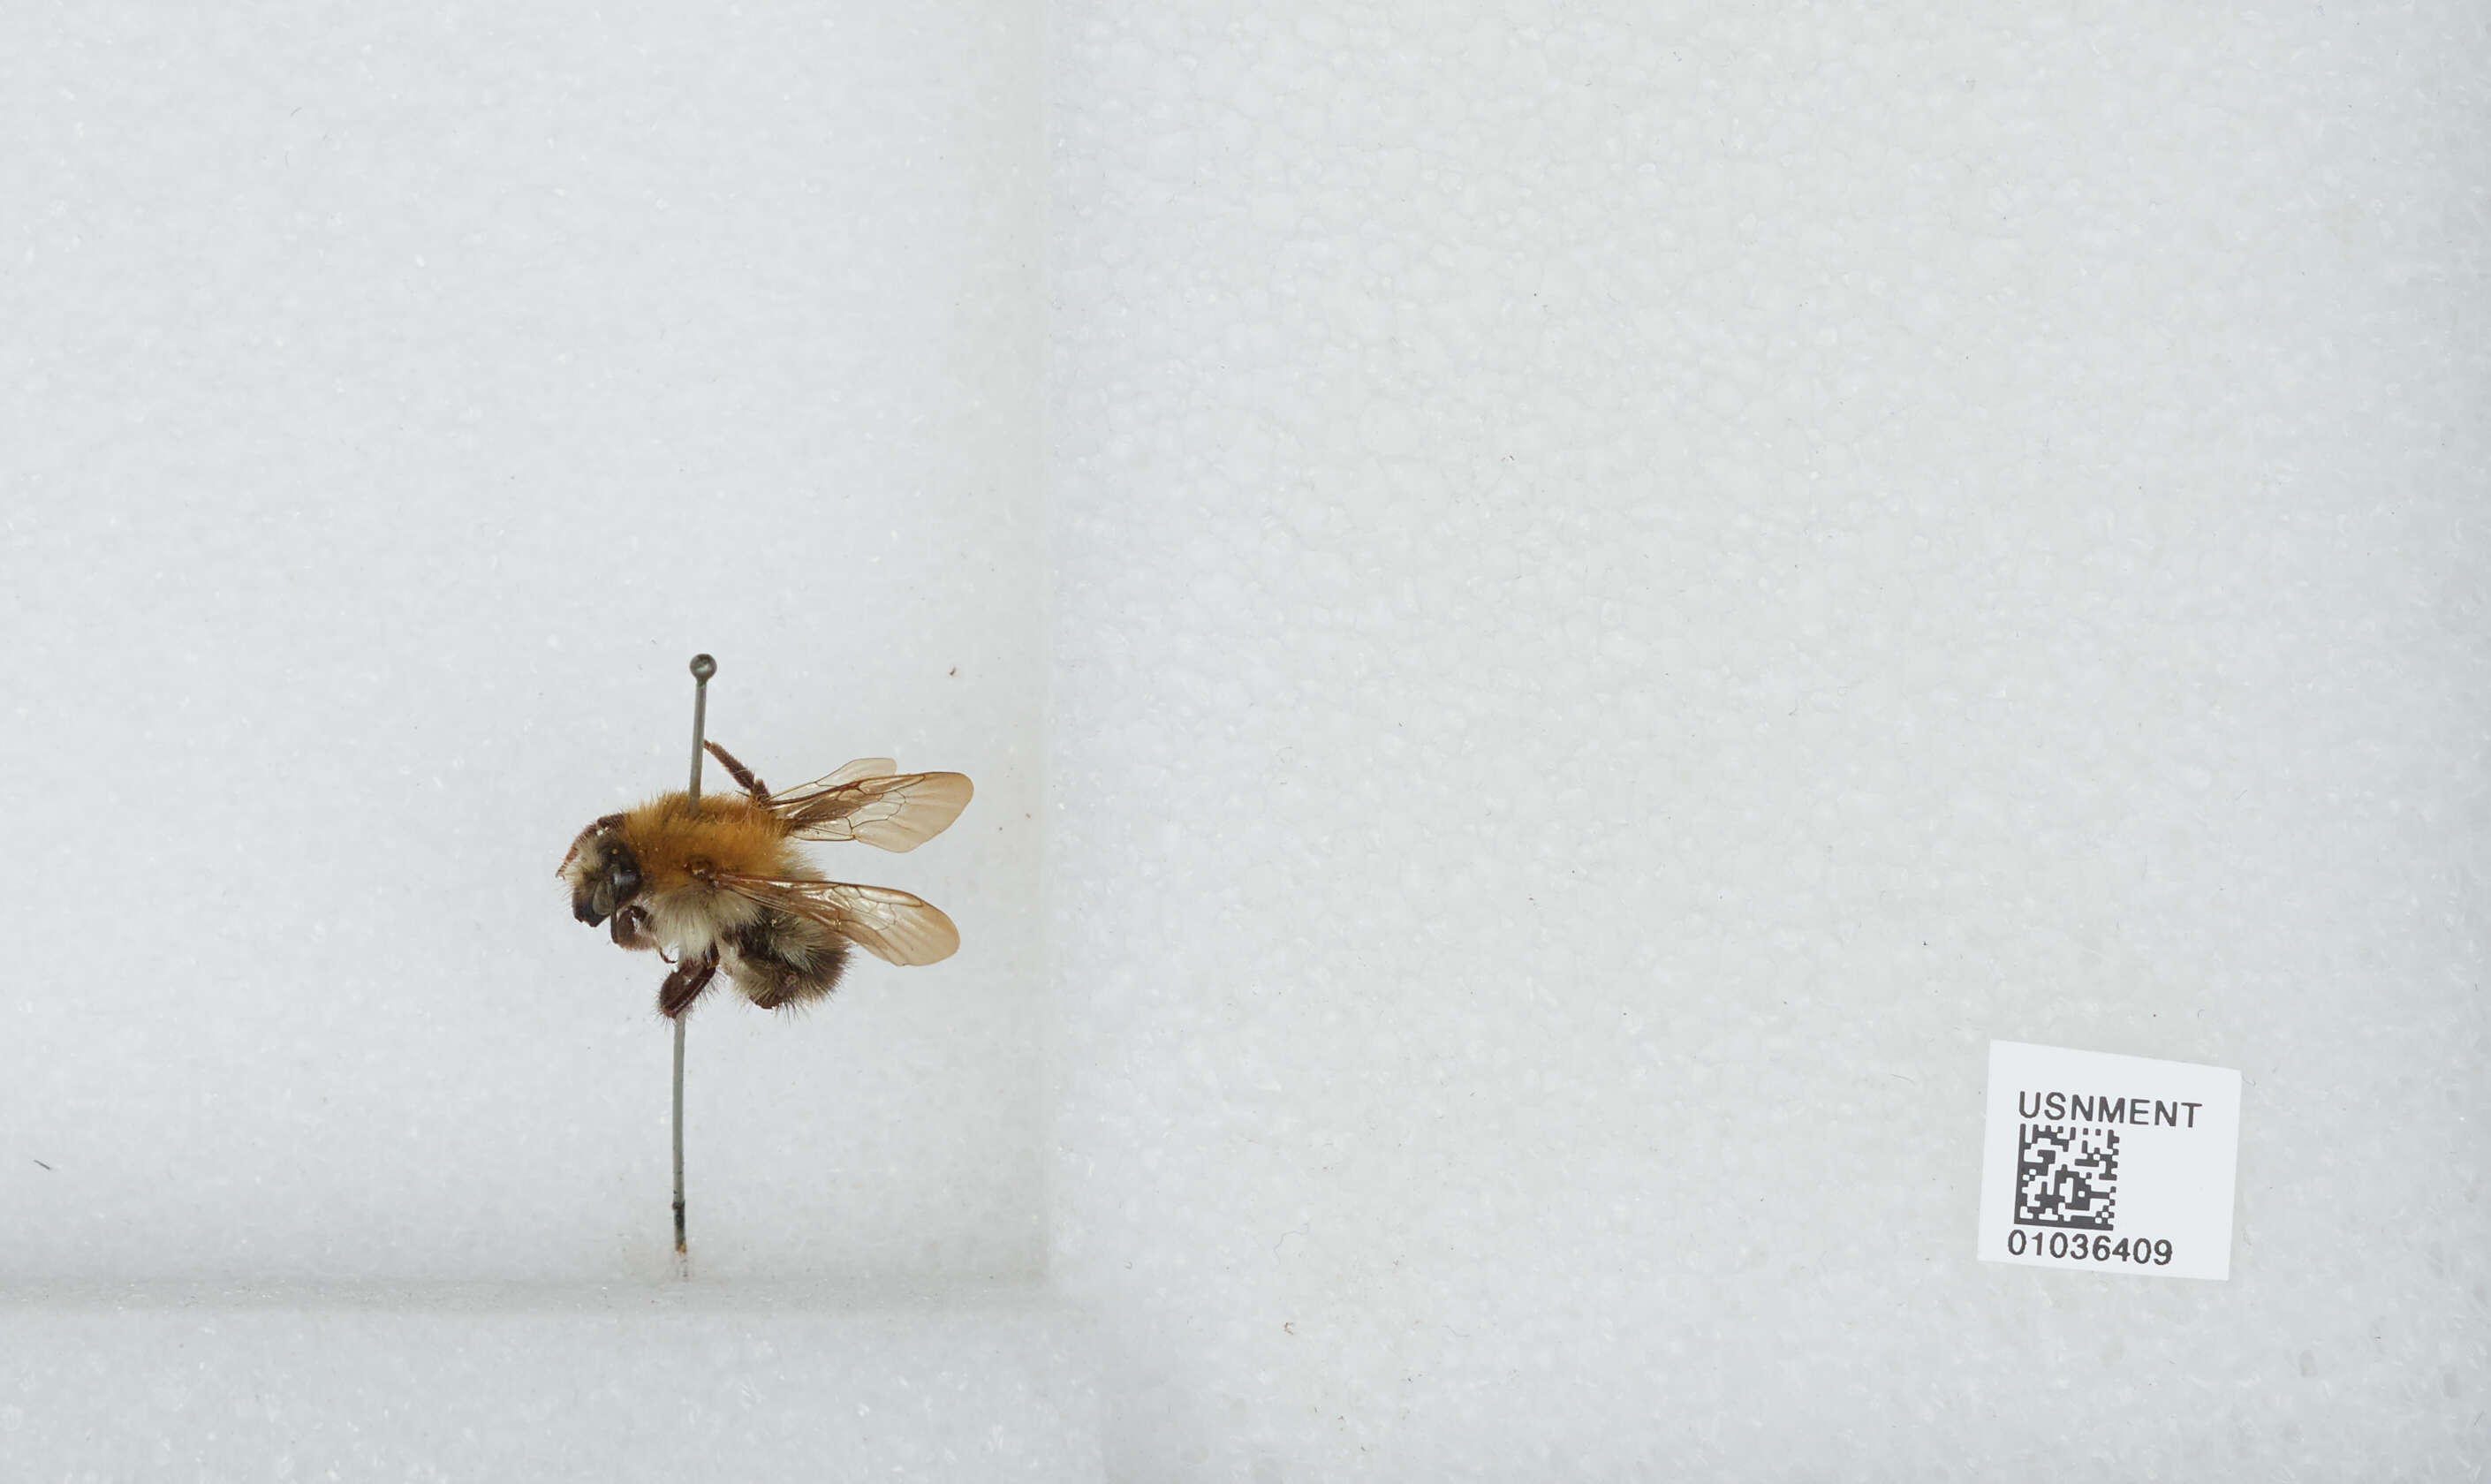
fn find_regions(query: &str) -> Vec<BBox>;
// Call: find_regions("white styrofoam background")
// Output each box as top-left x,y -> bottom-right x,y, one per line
5,0 -> 2486,1479
1048,2 -> 2487,1478
1,0 -> 1049,1283
3,1281 -> 1100,1480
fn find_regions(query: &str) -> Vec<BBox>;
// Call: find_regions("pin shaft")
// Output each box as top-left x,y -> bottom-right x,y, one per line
687,654 -> 715,808
674,654 -> 715,1268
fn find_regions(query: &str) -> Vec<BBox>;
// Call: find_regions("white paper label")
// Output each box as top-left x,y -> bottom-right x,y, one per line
1976,1041 -> 2242,1281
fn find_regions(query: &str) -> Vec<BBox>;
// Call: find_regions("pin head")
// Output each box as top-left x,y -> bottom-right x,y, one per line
689,654 -> 716,682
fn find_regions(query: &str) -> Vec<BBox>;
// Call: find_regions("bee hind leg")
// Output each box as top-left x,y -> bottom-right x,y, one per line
657,948 -> 720,1018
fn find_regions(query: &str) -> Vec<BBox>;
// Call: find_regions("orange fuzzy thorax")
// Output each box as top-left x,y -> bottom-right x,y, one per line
618,792 -> 803,893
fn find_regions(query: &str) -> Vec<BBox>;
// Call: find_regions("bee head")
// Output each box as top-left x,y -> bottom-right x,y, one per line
557,815 -> 642,928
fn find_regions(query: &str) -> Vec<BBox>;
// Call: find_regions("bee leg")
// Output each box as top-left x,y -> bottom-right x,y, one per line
610,905 -> 662,953
657,948 -> 720,1018
702,740 -> 770,803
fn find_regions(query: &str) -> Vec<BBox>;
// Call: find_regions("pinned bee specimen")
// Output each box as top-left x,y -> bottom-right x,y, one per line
564,656 -> 971,1268
558,741 -> 972,1019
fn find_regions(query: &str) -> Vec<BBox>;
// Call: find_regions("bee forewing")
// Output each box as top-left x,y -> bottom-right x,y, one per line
780,758 -> 896,795
778,771 -> 973,852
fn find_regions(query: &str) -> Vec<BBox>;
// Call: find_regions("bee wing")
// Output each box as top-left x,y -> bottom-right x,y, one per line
704,873 -> 961,966
768,771 -> 973,852
776,757 -> 896,795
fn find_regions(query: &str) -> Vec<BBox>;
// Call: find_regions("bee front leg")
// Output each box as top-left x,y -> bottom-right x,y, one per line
610,904 -> 662,953
657,948 -> 720,1019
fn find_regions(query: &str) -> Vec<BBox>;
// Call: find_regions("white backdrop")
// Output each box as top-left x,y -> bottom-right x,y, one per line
0,1 -> 1048,1283
1048,2 -> 2488,1479
4,1 -> 2484,1480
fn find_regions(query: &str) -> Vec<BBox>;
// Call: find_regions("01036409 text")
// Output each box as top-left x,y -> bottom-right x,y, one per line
2007,1228 -> 2171,1266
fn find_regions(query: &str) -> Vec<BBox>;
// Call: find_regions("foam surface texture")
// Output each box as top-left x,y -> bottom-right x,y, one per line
2,1 -> 1047,1283
7,0 -> 2487,1480
3,1282 -> 1099,1481
1048,3 -> 2487,1478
